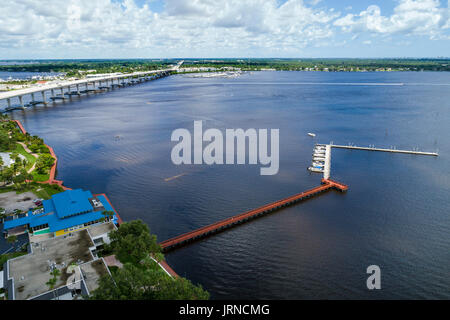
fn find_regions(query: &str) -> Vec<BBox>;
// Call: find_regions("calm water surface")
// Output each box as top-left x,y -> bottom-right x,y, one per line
0,71 -> 61,80
8,71 -> 450,299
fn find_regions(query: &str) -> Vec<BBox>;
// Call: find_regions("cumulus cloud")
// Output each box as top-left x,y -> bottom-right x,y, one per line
0,0 -> 341,55
0,0 -> 449,57
334,0 -> 450,39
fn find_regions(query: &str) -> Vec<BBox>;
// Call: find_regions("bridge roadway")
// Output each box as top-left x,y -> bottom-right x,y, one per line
0,60 -> 184,109
159,178 -> 348,251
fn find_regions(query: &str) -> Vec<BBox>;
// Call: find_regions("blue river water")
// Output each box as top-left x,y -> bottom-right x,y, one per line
7,71 -> 450,299
0,71 -> 61,80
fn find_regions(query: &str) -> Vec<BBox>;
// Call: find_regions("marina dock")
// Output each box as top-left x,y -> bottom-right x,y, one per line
309,143 -> 438,180
330,144 -> 438,156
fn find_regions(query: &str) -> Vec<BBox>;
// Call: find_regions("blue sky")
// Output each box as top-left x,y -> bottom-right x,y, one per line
1,0 -> 449,59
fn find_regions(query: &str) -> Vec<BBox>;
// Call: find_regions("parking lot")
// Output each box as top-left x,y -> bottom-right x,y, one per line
0,191 -> 37,214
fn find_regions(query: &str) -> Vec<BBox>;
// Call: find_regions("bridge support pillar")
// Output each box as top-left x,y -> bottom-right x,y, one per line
76,84 -> 80,94
31,93 -> 35,103
18,95 -> 24,108
51,89 -> 55,98
7,98 -> 11,108
41,91 -> 47,104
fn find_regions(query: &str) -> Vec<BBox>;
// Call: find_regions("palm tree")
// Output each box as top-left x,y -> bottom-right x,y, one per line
101,210 -> 115,221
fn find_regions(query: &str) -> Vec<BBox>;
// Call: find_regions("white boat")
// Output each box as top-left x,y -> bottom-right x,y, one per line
307,133 -> 316,137
308,166 -> 323,173
312,162 -> 324,167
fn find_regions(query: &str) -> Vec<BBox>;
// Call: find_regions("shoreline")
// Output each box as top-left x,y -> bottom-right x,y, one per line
6,119 -> 179,278
9,119 -> 124,225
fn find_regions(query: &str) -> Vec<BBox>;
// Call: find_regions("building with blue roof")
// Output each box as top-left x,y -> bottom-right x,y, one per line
3,189 -> 118,238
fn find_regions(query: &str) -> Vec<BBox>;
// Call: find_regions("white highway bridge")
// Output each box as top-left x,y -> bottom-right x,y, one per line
0,61 -> 183,111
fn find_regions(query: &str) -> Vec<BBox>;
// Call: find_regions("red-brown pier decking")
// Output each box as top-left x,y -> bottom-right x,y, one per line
160,179 -> 348,251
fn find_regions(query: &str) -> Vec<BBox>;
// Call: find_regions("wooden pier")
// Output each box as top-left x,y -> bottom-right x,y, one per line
159,179 -> 348,251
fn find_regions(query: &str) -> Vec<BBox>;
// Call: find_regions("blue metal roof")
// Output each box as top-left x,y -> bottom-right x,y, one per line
3,190 -> 117,232
52,189 -> 94,219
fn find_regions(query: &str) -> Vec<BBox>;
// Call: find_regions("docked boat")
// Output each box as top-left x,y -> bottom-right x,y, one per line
308,166 -> 323,173
312,162 -> 324,168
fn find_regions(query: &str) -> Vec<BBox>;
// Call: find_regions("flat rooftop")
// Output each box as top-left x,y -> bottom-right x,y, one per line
80,259 -> 109,293
88,222 -> 116,238
7,229 -> 94,300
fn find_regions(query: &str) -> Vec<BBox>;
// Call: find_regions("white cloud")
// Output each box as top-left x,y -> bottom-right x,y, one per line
334,0 -> 450,39
0,0 -> 449,57
0,0 -> 341,56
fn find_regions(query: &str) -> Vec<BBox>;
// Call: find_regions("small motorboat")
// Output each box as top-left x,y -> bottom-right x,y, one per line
312,161 -> 324,166
308,133 -> 316,137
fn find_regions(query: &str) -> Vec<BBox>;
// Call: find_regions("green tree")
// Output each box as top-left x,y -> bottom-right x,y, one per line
1,167 -> 14,185
46,269 -> 61,290
109,220 -> 161,264
7,235 -> 17,244
101,210 -> 115,222
90,263 -> 209,300
0,157 -> 4,177
36,154 -> 54,174
7,235 -> 17,251
29,144 -> 40,153
0,131 -> 12,151
154,276 -> 210,300
13,169 -> 28,189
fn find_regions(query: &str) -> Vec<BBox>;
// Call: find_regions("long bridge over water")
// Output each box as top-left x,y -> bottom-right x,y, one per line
0,61 -> 184,111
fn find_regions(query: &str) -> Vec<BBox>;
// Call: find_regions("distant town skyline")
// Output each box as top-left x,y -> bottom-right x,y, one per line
1,0 -> 449,59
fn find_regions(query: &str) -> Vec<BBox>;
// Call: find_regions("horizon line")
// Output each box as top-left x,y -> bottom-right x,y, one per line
1,57 -> 450,61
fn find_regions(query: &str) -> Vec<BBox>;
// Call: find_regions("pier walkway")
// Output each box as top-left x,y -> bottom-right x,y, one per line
312,143 -> 439,180
330,144 -> 438,156
159,179 -> 348,251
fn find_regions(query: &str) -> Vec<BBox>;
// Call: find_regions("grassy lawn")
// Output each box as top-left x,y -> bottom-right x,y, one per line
32,171 -> 50,182
0,182 -> 63,200
13,143 -> 36,171
31,183 -> 64,199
